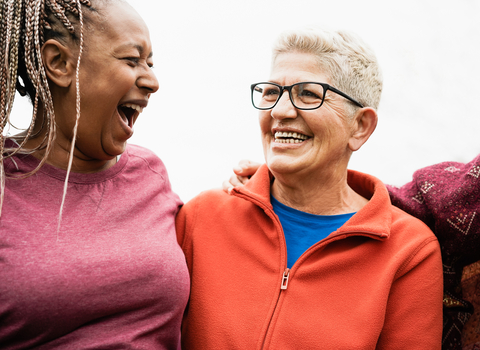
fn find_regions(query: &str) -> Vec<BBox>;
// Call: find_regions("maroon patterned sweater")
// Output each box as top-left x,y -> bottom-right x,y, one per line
388,155 -> 480,350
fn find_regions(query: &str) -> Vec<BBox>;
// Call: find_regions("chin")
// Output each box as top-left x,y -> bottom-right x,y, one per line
266,156 -> 302,176
104,142 -> 128,159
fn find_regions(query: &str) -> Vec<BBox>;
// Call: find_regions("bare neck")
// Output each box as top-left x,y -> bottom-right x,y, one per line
27,139 -> 117,173
271,170 -> 368,216
17,107 -> 116,174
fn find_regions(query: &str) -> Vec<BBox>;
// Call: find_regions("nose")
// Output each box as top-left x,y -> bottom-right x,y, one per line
270,90 -> 297,120
138,66 -> 159,94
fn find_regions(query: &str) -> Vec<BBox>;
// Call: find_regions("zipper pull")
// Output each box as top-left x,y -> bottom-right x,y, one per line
281,268 -> 290,290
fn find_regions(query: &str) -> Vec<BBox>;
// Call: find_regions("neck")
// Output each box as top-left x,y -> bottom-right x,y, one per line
271,169 -> 368,215
19,106 -> 117,174
30,140 -> 117,173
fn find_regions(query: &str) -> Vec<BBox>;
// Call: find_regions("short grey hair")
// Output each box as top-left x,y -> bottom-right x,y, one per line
272,27 -> 383,114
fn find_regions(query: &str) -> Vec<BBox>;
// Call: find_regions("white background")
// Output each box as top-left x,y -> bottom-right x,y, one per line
10,0 -> 480,202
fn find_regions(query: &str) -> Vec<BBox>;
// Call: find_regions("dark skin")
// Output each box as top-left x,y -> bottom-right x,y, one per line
23,1 -> 158,173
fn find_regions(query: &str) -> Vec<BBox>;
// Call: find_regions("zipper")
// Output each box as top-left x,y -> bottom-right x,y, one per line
231,190 -> 387,349
260,268 -> 290,349
281,268 -> 290,290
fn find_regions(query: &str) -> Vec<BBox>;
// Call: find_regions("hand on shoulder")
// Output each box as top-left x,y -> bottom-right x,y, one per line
222,160 -> 262,194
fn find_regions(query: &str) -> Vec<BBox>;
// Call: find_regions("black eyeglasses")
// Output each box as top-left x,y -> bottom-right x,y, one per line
250,82 -> 364,110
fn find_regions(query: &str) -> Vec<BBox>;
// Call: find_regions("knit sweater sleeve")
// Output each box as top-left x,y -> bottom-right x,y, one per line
387,179 -> 435,231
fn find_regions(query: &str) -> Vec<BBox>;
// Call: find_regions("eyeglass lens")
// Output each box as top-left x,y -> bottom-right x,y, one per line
252,83 -> 325,109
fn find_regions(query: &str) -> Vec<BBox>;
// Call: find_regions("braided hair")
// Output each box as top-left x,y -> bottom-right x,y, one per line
0,0 -> 92,217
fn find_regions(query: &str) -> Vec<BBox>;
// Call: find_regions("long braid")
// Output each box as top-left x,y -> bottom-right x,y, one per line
0,0 -> 23,214
0,0 -> 92,217
57,0 -> 85,232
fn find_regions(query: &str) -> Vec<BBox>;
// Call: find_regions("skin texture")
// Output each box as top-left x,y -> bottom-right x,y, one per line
28,1 -> 159,173
258,52 -> 377,215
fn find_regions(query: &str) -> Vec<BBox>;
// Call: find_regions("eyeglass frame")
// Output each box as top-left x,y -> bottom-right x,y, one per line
250,81 -> 364,110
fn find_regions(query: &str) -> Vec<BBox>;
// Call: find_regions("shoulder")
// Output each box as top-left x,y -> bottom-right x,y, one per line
387,204 -> 441,268
126,143 -> 161,162
176,188 -> 233,246
123,144 -> 182,206
180,188 -> 232,214
408,154 -> 480,189
125,144 -> 168,178
389,204 -> 437,239
177,186 -> 261,235
389,154 -> 480,214
348,170 -> 439,250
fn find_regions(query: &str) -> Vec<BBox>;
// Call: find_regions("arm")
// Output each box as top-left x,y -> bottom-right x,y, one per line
377,237 -> 443,349
387,181 -> 435,231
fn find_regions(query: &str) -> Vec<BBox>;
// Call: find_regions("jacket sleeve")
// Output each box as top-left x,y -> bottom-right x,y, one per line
175,197 -> 199,263
376,236 -> 443,350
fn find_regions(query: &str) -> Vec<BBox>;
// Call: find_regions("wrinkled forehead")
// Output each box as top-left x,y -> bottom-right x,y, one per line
270,51 -> 333,85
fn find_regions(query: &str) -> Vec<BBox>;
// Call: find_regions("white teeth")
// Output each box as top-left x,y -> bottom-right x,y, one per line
274,131 -> 309,143
122,103 -> 144,113
274,138 -> 306,144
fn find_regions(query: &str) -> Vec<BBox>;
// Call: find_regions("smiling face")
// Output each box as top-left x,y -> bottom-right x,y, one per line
260,51 -> 357,182
54,0 -> 159,164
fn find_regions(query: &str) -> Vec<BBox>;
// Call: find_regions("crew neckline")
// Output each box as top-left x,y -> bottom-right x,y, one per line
6,139 -> 129,184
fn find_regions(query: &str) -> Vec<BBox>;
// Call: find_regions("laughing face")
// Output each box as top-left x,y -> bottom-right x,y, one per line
259,52 -> 357,181
54,0 -> 159,165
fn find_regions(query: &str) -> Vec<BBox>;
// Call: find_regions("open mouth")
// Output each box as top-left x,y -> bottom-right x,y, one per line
118,103 -> 144,128
274,131 -> 310,144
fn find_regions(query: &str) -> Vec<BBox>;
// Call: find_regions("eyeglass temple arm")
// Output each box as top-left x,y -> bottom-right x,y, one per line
327,86 -> 364,108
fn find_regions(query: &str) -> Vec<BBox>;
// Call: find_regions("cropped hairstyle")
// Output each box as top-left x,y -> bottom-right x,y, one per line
272,27 -> 383,115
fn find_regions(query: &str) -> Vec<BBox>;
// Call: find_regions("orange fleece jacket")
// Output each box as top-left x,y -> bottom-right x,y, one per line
176,165 -> 443,349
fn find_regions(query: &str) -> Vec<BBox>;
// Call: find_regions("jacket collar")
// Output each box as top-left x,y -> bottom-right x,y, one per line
232,164 -> 392,240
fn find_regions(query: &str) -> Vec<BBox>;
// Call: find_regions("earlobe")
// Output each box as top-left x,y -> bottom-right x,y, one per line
41,39 -> 75,88
348,108 -> 378,152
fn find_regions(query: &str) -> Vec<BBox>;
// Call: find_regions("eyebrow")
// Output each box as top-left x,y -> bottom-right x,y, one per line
117,43 -> 153,58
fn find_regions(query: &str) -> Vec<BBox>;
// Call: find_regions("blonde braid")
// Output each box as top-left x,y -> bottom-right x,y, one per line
0,0 -> 92,217
57,0 -> 85,232
0,0 -> 23,214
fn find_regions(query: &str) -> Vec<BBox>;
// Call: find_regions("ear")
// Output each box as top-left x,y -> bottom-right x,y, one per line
348,107 -> 378,152
41,39 -> 76,88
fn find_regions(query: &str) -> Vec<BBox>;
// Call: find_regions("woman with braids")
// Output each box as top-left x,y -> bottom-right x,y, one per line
0,0 -> 189,348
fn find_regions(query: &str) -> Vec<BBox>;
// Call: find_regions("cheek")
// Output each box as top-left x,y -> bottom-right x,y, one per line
316,123 -> 352,152
258,112 -> 271,133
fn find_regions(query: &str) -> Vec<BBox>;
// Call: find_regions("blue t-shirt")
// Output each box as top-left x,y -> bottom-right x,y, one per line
271,196 -> 355,268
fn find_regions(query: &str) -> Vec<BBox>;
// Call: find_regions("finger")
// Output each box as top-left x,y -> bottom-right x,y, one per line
237,176 -> 249,185
222,179 -> 234,194
234,160 -> 261,177
238,159 -> 253,167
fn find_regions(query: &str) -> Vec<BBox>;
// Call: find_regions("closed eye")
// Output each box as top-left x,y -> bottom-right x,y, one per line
264,88 -> 279,96
124,57 -> 140,67
262,87 -> 280,102
298,89 -> 320,99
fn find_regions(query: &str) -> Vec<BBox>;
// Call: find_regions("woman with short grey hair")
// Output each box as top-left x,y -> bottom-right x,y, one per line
178,27 -> 443,349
